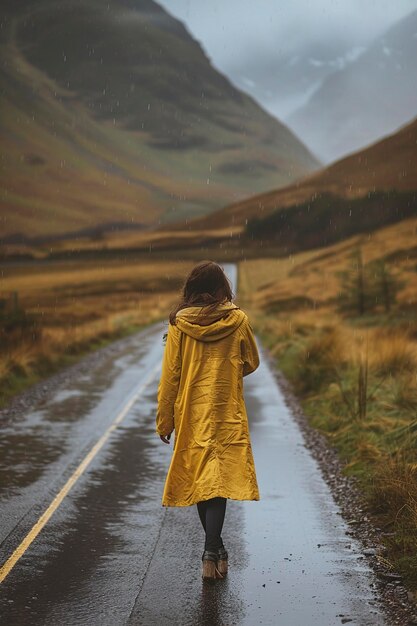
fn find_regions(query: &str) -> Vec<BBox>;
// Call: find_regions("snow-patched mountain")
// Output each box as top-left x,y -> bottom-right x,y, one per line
231,40 -> 366,120
286,10 -> 417,163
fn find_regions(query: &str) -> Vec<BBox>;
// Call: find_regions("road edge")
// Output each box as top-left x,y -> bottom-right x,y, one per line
261,343 -> 417,626
0,320 -> 165,426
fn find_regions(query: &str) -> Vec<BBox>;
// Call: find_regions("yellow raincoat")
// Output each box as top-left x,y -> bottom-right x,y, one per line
156,301 -> 260,506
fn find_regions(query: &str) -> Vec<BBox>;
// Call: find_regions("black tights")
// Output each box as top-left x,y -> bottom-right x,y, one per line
197,497 -> 227,552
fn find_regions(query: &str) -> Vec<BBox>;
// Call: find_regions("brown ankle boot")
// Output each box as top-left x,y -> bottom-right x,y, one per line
202,550 -> 223,581
217,546 -> 228,576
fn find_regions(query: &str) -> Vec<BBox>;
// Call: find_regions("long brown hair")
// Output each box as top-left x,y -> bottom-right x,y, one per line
168,260 -> 235,325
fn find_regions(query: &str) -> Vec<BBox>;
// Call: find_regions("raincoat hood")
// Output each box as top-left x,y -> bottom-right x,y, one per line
175,301 -> 245,342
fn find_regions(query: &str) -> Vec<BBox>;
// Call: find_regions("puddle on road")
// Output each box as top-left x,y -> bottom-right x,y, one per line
42,391 -> 102,423
0,429 -> 64,495
41,356 -> 123,423
39,334 -> 157,424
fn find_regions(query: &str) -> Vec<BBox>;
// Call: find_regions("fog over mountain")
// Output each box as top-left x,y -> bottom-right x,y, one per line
158,0 -> 416,120
287,10 -> 417,162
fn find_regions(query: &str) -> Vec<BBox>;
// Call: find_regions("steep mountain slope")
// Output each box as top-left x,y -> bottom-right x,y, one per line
286,10 -> 417,162
182,115 -> 417,231
0,0 -> 319,240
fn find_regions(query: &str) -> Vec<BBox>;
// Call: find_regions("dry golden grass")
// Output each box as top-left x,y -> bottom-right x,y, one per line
371,454 -> 417,546
240,216 -> 417,315
0,258 -> 194,402
1,258 -> 193,325
238,218 -> 417,397
37,226 -> 244,255
368,329 -> 417,376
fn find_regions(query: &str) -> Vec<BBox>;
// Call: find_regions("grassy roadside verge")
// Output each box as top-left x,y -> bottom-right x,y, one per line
252,315 -> 417,590
237,222 -> 417,590
0,317 -> 160,409
1,258 -> 194,409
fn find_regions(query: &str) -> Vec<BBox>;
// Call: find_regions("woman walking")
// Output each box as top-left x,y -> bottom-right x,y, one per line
156,260 -> 260,581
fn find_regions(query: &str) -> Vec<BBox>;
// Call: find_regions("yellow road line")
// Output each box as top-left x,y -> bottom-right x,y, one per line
0,362 -> 161,584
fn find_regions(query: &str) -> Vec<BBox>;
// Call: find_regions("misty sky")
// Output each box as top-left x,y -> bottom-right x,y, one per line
158,0 -> 417,119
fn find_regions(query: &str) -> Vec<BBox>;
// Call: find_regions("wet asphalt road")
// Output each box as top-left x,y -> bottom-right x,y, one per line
0,264 -> 386,625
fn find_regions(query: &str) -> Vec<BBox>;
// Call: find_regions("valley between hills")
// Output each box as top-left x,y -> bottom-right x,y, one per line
1,0 -> 417,614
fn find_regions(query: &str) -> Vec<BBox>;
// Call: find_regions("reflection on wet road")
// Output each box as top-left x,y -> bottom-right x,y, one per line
0,264 -> 385,625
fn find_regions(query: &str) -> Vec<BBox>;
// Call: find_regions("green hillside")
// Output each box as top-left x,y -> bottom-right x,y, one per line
0,0 -> 319,240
